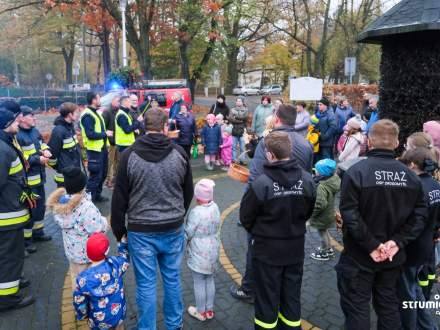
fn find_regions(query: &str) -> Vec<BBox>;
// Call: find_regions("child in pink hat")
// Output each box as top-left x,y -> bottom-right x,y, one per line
185,179 -> 221,321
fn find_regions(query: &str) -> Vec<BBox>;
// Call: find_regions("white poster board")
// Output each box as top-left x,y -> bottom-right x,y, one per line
289,77 -> 323,101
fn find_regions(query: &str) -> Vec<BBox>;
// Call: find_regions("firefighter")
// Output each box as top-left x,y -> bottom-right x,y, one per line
16,106 -> 52,253
80,92 -> 111,203
47,102 -> 83,187
115,96 -> 143,153
240,131 -> 316,330
0,107 -> 35,312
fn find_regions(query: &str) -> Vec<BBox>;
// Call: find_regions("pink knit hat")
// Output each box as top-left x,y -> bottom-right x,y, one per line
194,179 -> 215,202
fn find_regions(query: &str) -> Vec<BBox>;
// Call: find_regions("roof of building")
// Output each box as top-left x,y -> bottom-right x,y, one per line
358,0 -> 440,43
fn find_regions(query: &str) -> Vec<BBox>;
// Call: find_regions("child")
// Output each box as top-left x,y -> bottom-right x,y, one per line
215,114 -> 226,166
47,166 -> 108,289
262,115 -> 275,137
73,233 -> 129,330
398,147 -> 440,329
201,114 -> 222,171
306,115 -> 320,162
309,159 -> 341,261
338,115 -> 365,162
185,179 -> 221,321
220,125 -> 233,171
240,131 -> 316,330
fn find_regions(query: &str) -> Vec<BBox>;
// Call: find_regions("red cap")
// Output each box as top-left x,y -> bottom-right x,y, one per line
86,233 -> 110,262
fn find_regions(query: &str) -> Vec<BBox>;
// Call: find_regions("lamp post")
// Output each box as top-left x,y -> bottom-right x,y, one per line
119,0 -> 128,67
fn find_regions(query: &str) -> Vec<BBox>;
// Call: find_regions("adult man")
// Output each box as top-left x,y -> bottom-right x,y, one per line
115,96 -> 143,153
0,108 -> 35,312
337,119 -> 427,329
17,106 -> 52,253
230,104 -> 313,302
111,109 -> 193,330
169,91 -> 184,121
335,98 -> 355,139
80,92 -> 111,203
315,97 -> 337,161
102,96 -> 120,188
48,102 -> 83,187
365,96 -> 380,133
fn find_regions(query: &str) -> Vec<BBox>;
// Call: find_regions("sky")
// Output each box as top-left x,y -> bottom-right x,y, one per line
330,0 -> 401,12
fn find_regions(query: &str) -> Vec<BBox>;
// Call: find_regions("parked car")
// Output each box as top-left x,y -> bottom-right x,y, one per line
232,86 -> 261,96
261,84 -> 283,95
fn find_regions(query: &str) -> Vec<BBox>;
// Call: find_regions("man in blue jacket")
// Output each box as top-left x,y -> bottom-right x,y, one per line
230,104 -> 314,303
315,97 -> 337,161
169,92 -> 184,122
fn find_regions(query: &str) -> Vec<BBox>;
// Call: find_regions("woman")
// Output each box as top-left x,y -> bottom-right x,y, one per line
294,101 -> 310,137
251,96 -> 273,138
210,94 -> 230,120
273,98 -> 284,113
175,104 -> 197,158
228,98 -> 248,164
338,115 -> 365,162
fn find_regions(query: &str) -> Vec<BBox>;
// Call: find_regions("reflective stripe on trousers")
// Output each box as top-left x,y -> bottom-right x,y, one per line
255,318 -> 278,329
24,228 -> 32,239
0,280 -> 19,296
278,312 -> 301,327
0,209 -> 30,227
33,220 -> 44,230
9,158 -> 23,175
27,174 -> 42,187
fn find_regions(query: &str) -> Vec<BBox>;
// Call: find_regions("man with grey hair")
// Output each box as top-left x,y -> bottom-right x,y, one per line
365,95 -> 380,133
169,91 -> 184,121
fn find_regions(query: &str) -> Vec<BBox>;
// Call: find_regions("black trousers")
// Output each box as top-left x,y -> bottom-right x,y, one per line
253,258 -> 303,330
336,254 -> 402,330
24,185 -> 46,244
241,232 -> 254,294
86,149 -> 108,199
0,228 -> 25,309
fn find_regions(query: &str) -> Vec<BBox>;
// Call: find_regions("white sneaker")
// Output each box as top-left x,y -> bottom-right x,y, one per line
187,306 -> 206,321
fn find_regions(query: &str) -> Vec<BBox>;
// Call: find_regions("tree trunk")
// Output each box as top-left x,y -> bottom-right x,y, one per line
101,27 -> 112,82
113,29 -> 120,69
179,41 -> 190,80
96,48 -> 102,84
63,48 -> 74,84
225,47 -> 240,94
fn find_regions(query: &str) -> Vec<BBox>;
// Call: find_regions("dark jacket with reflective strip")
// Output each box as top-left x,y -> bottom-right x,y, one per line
48,116 -> 82,178
405,173 -> 440,267
240,159 -> 316,265
0,131 -> 30,231
16,126 -> 47,187
340,149 -> 428,269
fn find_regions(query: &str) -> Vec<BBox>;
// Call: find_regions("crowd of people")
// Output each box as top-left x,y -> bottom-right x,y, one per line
0,90 -> 439,330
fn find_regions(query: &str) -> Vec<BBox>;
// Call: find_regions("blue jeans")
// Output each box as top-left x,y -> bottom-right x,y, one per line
232,136 -> 246,162
398,266 -> 436,330
128,228 -> 184,330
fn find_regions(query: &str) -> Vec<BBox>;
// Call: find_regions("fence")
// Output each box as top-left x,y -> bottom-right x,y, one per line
0,87 -> 95,111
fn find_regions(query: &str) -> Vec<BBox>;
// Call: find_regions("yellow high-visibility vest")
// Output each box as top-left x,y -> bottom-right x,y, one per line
80,108 -> 107,152
115,110 -> 136,147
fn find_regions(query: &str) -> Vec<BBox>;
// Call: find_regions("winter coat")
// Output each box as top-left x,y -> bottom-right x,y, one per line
210,102 -> 230,120
366,108 -> 379,133
240,159 -> 316,265
315,109 -> 337,147
220,134 -> 233,166
251,104 -> 273,137
185,202 -> 221,275
249,126 -> 314,187
175,113 -> 197,146
405,173 -> 440,267
306,126 -> 319,153
47,188 -> 108,264
228,106 -> 248,137
48,116 -> 83,173
73,241 -> 129,330
335,106 -> 355,135
201,124 -> 222,155
111,133 -> 194,241
294,110 -> 311,137
169,99 -> 183,120
309,174 -> 341,230
338,132 -> 365,162
340,149 -> 427,270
